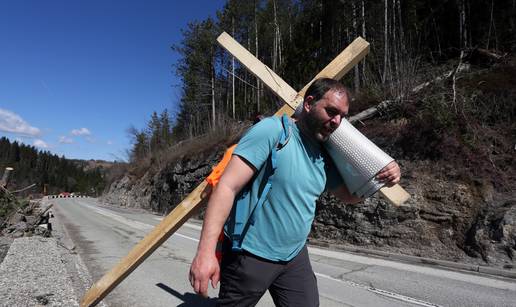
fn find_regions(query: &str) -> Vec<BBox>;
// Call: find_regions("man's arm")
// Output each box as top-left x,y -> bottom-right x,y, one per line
189,155 -> 255,297
330,161 -> 401,204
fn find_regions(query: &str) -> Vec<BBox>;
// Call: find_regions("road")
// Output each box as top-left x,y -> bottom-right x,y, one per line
49,197 -> 516,307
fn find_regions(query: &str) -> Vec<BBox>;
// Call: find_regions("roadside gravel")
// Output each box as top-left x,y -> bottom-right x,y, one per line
0,199 -> 107,307
0,236 -> 79,306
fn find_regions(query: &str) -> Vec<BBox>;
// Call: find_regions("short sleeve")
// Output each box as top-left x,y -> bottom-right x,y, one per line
233,117 -> 282,170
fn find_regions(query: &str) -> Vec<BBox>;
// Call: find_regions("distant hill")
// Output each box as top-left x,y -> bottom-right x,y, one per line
70,159 -> 117,172
0,137 -> 105,196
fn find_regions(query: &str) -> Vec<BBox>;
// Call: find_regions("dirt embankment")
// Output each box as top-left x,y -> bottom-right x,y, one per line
102,57 -> 515,270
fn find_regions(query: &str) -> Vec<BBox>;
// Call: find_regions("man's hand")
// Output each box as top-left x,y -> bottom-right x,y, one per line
189,252 -> 220,297
376,161 -> 401,186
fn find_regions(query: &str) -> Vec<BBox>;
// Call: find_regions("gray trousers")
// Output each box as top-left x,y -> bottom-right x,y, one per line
217,241 -> 319,307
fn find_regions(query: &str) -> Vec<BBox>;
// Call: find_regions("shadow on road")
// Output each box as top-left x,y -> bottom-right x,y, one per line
156,283 -> 217,306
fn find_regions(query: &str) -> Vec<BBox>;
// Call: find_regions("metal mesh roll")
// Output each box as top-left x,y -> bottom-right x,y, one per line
324,119 -> 393,198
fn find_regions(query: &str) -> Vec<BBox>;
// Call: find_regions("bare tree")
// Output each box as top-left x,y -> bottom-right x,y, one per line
459,0 -> 468,49
272,0 -> 283,71
352,0 -> 360,90
211,46 -> 216,130
486,0 -> 495,50
361,0 -> 366,80
382,0 -> 390,84
232,18 -> 236,119
255,0 -> 261,112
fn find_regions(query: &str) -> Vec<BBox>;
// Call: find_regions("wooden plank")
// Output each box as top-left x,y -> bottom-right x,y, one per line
218,32 -> 370,113
222,31 -> 409,207
80,181 -> 209,307
81,33 -> 374,307
295,36 -> 370,108
379,185 -> 410,207
217,32 -> 299,110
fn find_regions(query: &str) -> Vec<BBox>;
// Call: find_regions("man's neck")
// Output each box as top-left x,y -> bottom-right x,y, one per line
295,119 -> 321,147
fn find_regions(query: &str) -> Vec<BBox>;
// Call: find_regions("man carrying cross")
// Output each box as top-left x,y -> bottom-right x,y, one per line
189,78 -> 401,306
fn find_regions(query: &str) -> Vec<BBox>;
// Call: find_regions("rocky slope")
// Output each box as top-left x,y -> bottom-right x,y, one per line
101,140 -> 515,270
102,58 -> 515,271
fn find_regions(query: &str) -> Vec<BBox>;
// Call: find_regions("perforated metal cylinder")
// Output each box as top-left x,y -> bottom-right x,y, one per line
324,119 -> 393,198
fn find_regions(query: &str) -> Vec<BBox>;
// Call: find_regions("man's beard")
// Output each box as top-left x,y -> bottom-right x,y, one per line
305,113 -> 329,142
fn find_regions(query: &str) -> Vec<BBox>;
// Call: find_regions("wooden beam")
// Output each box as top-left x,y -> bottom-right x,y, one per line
217,32 -> 299,110
221,31 -> 407,207
80,181 -> 209,307
379,184 -> 410,207
81,33 -> 375,306
218,32 -> 370,116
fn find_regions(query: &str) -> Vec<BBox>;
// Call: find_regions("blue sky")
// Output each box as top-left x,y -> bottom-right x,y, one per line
0,0 -> 225,161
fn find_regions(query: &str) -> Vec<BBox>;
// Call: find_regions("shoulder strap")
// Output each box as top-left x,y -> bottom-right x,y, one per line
231,114 -> 292,252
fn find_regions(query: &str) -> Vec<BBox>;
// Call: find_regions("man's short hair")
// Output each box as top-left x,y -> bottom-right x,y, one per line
304,78 -> 349,105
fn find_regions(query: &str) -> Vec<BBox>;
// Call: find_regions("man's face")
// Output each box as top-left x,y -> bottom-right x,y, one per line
303,89 -> 349,142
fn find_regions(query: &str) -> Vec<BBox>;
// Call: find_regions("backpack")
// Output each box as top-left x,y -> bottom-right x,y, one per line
229,114 -> 293,252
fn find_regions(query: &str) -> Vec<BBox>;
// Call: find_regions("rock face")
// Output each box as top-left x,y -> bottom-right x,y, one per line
102,146 -> 515,269
312,160 -> 515,268
103,173 -> 153,210
102,150 -> 221,215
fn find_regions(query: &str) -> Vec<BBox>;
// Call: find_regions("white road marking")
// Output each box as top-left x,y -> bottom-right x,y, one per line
315,272 -> 441,307
72,199 -> 514,305
183,222 -> 202,231
76,201 -> 201,242
175,233 -> 199,242
308,246 -> 516,291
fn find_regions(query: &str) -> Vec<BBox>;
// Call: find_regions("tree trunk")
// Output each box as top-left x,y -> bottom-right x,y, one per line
232,18 -> 236,119
361,0 -> 366,80
352,0 -> 360,90
382,0 -> 389,84
459,0 -> 468,49
255,0 -> 260,112
211,52 -> 216,130
392,0 -> 399,82
430,6 -> 442,58
486,0 -> 494,49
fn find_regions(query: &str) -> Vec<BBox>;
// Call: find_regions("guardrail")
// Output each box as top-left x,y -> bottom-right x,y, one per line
47,195 -> 90,199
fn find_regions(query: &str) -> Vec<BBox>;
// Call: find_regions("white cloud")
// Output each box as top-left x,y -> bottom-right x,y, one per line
33,139 -> 49,148
71,127 -> 91,136
107,140 -> 113,145
59,136 -> 74,144
0,108 -> 41,137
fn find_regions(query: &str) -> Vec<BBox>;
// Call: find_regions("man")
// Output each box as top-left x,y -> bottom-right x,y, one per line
190,78 -> 400,306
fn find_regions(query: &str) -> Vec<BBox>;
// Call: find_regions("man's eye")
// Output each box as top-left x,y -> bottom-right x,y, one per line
327,109 -> 338,116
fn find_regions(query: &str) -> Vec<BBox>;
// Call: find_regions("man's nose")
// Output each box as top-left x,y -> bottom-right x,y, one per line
330,115 -> 341,128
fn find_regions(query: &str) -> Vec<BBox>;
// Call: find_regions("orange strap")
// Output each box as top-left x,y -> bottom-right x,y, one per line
206,144 -> 237,187
205,144 -> 238,263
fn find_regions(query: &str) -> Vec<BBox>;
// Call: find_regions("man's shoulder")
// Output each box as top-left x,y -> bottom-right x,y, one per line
241,116 -> 283,141
256,116 -> 283,131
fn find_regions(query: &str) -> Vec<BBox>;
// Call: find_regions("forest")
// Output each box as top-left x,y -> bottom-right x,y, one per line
128,0 -> 515,169
0,137 -> 105,196
102,0 -> 515,265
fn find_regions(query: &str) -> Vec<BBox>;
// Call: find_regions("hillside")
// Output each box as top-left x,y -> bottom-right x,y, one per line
102,53 -> 515,269
0,138 -> 106,197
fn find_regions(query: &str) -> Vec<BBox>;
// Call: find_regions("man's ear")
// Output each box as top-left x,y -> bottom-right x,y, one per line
304,95 -> 315,112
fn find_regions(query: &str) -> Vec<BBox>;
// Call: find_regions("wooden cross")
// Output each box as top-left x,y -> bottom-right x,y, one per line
80,32 -> 408,307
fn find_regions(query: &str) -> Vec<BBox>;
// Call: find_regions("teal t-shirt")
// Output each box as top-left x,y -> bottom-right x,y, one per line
225,116 -> 343,261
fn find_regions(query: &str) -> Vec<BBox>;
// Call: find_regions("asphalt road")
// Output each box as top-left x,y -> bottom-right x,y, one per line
49,197 -> 516,307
